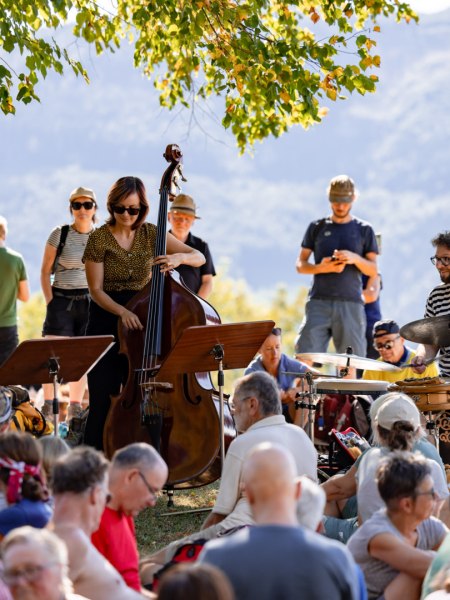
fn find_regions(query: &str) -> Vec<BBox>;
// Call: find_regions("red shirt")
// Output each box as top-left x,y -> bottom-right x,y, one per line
92,506 -> 140,591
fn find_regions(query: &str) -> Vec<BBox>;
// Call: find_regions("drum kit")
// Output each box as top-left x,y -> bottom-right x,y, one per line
285,316 -> 450,465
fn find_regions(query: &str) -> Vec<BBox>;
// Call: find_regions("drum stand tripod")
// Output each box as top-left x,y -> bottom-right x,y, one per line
294,372 -> 318,442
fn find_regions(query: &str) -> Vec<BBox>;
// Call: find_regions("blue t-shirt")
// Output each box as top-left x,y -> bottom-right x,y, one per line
244,354 -> 307,391
0,498 -> 52,535
302,217 -> 378,303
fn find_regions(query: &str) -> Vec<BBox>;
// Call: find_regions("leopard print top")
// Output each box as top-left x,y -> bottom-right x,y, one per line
82,223 -> 157,291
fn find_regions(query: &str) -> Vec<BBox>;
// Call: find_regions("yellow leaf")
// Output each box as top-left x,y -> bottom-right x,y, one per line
280,90 -> 290,103
326,87 -> 337,101
345,9 -> 353,17
373,55 -> 381,67
374,25 -> 381,32
318,106 -> 329,117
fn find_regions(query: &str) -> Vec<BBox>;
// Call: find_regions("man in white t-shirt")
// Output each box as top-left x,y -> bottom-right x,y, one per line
144,371 -> 317,570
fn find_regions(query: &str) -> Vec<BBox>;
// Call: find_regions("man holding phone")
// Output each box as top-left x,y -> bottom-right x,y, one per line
295,175 -> 378,360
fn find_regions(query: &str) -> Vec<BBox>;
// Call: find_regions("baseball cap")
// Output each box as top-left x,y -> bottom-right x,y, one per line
328,175 -> 355,203
373,319 -> 400,339
369,391 -> 416,423
69,186 -> 97,203
169,194 -> 200,219
376,396 -> 420,430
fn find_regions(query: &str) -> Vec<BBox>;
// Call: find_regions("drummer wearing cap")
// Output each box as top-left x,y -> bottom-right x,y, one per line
295,175 -> 378,371
362,319 -> 439,383
168,194 -> 216,300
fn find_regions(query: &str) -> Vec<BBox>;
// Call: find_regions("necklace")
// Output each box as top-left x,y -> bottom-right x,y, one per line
71,223 -> 93,235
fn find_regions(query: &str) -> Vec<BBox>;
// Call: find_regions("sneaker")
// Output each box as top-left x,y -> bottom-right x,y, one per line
67,403 -> 83,420
40,401 -> 54,419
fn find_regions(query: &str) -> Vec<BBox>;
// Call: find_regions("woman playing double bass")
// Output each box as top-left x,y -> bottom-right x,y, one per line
82,176 -> 205,450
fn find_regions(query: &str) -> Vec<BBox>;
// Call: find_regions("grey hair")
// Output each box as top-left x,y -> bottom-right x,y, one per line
111,442 -> 166,471
1,526 -> 73,594
296,476 -> 326,531
234,371 -> 281,416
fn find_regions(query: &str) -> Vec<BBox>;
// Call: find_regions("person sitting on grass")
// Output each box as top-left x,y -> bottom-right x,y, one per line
348,452 -> 448,600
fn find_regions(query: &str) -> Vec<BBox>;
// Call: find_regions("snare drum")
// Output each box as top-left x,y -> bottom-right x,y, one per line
314,378 -> 389,396
387,380 -> 450,412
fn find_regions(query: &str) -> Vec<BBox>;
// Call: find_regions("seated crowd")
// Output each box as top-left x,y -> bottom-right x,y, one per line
1,371 -> 450,600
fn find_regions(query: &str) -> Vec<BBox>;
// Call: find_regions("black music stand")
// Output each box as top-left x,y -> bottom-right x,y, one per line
0,336 -> 115,436
158,321 -> 275,469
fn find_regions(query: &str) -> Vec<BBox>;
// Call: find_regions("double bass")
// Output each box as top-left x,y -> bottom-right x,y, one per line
104,145 -> 235,488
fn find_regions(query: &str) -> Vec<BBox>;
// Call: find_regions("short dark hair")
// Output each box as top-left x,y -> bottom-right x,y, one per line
106,176 -> 149,230
52,447 -> 109,495
234,371 -> 281,416
377,452 -> 431,508
112,442 -> 162,471
432,231 -> 450,250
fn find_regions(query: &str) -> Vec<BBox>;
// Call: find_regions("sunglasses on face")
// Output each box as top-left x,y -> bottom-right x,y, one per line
373,335 -> 400,351
71,201 -> 95,210
113,206 -> 141,216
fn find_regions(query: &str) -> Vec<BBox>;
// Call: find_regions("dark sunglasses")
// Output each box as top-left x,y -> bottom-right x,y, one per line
71,201 -> 95,210
113,206 -> 141,216
373,335 -> 400,351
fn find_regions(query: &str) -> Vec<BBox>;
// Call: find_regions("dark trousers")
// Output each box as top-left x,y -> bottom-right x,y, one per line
84,291 -> 135,450
0,325 -> 18,367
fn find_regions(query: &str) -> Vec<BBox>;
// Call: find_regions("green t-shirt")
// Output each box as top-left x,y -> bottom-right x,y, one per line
0,247 -> 27,327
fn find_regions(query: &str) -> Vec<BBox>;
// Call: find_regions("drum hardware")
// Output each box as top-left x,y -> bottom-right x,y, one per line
424,412 -> 440,453
289,371 -> 318,441
295,349 -> 401,373
314,378 -> 389,395
400,315 -> 450,347
398,356 -> 439,369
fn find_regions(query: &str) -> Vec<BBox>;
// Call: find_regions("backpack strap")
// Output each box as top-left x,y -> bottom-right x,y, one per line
51,224 -> 70,275
311,217 -> 328,244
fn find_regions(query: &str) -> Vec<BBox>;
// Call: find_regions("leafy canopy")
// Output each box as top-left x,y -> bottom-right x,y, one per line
0,0 -> 417,151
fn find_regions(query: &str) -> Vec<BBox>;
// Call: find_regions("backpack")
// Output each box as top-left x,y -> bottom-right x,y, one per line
51,224 -> 70,275
8,386 -> 53,437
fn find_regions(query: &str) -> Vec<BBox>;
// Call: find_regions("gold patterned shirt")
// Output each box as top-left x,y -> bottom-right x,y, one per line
82,223 -> 157,292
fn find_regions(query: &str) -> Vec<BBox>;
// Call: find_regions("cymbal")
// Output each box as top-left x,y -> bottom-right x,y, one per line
400,316 -> 450,347
295,352 -> 401,372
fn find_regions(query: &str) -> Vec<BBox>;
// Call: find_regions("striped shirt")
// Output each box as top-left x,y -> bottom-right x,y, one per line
425,282 -> 450,377
48,225 -> 92,290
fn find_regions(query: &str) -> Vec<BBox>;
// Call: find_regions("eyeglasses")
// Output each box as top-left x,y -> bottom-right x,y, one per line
430,256 -> 450,267
229,395 -> 252,412
373,335 -> 400,351
2,562 -> 57,585
414,487 -> 436,500
71,201 -> 95,210
113,205 -> 141,216
138,471 -> 158,500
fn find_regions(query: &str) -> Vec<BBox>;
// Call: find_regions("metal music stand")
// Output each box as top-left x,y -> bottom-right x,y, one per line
0,336 -> 115,436
158,320 -> 275,470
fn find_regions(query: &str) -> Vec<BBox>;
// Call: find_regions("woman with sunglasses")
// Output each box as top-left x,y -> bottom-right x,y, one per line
40,187 -> 97,422
82,176 -> 205,450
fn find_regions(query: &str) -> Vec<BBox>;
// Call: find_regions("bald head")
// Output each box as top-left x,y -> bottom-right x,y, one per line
242,443 -> 299,524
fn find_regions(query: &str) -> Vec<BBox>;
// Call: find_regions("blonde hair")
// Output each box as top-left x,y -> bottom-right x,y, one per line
38,436 -> 70,489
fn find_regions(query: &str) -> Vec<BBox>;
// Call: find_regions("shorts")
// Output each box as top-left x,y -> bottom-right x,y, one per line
295,298 -> 366,356
42,288 -> 90,337
0,326 -> 19,366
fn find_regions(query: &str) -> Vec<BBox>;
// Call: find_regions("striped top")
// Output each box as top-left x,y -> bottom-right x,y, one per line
47,225 -> 91,290
82,223 -> 157,292
425,282 -> 450,377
